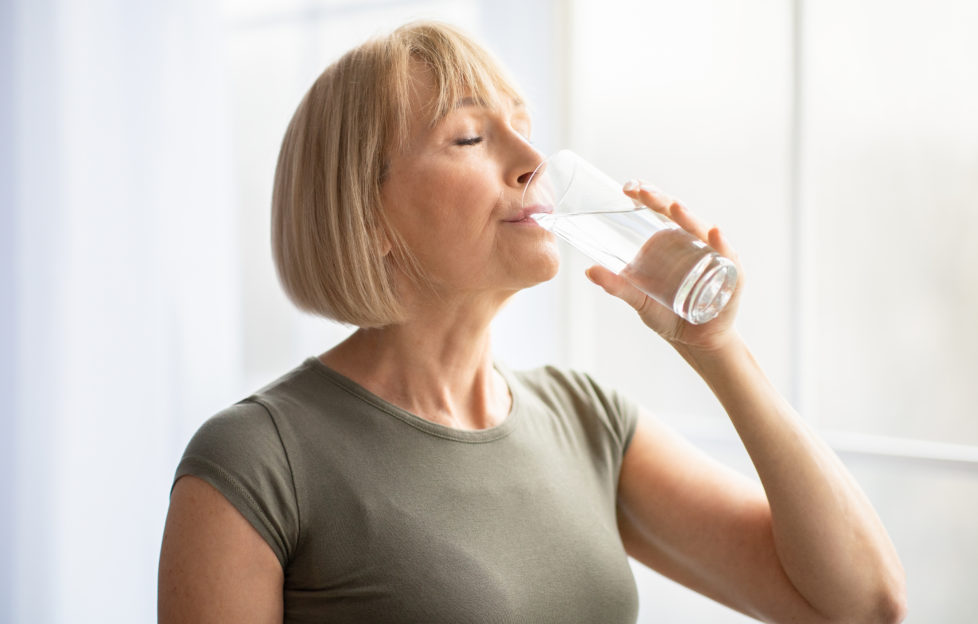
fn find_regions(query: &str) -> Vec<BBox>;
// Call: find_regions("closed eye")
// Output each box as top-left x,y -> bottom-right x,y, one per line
455,136 -> 484,146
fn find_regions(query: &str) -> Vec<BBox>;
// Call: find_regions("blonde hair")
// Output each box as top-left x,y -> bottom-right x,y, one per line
271,21 -> 524,327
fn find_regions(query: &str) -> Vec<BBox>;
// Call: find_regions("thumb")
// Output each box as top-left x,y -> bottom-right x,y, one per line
585,265 -> 652,313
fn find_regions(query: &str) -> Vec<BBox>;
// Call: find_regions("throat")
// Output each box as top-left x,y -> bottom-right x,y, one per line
395,369 -> 513,431
320,327 -> 512,431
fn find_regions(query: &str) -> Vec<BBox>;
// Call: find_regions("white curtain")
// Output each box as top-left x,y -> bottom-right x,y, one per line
6,1 -> 243,621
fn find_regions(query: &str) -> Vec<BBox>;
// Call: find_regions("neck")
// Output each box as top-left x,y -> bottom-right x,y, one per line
320,295 -> 513,430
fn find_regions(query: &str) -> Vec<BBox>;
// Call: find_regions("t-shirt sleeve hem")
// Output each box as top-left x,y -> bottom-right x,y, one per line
619,399 -> 640,456
174,455 -> 289,568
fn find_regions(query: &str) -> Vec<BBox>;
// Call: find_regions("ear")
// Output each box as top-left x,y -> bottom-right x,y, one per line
376,230 -> 393,257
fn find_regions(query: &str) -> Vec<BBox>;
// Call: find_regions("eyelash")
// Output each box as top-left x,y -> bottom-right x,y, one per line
455,136 -> 484,146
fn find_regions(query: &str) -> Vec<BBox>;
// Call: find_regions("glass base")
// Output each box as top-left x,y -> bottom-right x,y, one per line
673,254 -> 738,324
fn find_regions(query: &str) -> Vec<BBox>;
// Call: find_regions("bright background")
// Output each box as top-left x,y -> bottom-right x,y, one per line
3,0 -> 977,622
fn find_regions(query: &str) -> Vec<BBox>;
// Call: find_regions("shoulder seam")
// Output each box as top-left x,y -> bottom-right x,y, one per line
242,397 -> 302,562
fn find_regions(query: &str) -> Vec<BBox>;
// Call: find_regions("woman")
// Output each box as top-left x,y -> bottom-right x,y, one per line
158,21 -> 906,623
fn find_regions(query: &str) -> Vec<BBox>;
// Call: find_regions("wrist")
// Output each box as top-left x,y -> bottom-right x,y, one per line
670,332 -> 778,418
670,328 -> 744,364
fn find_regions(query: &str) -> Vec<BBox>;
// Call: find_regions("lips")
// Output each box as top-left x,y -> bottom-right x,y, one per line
504,203 -> 553,223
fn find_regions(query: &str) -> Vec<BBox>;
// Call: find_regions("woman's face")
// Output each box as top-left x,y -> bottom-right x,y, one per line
381,66 -> 559,303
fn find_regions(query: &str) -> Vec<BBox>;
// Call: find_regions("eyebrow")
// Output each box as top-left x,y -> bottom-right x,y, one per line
455,96 -> 485,109
454,96 -> 525,110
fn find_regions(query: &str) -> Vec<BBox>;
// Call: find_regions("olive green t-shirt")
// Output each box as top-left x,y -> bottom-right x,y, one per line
174,357 -> 640,623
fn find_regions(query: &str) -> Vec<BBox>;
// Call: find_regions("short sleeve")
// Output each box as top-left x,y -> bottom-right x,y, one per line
173,400 -> 299,567
582,371 -> 640,456
515,365 -> 641,475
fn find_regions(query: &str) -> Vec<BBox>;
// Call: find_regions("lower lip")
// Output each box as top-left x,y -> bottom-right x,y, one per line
505,216 -> 542,226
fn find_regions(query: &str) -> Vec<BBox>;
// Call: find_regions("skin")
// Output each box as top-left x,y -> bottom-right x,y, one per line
159,64 -> 907,623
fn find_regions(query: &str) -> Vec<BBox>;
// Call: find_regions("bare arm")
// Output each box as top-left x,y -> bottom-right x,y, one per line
158,475 -> 284,623
617,342 -> 906,623
591,183 -> 906,623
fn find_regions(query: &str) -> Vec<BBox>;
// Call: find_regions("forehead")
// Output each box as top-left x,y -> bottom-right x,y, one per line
402,59 -> 524,128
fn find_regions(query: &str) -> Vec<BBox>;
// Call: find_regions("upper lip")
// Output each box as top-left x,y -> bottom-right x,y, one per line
504,203 -> 553,222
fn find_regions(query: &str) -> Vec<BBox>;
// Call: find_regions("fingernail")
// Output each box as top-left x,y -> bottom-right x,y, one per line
623,179 -> 640,191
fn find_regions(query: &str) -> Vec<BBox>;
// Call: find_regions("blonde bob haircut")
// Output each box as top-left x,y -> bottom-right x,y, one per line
271,21 -> 525,327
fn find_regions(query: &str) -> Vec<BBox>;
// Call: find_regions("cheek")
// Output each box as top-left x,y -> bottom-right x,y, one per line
437,166 -> 498,216
381,157 -> 504,280
388,157 -> 487,213
399,177 -> 495,245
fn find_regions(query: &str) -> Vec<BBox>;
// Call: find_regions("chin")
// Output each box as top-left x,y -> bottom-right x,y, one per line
520,246 -> 561,286
540,251 -> 561,281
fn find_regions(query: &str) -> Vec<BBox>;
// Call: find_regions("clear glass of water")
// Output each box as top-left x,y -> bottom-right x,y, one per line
522,150 -> 738,325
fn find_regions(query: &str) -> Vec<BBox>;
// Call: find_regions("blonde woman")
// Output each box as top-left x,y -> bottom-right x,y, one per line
158,21 -> 906,624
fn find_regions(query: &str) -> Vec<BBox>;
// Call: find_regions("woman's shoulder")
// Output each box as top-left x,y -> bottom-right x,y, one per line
508,364 -> 638,447
178,358 -> 334,476
176,379 -> 305,567
509,364 -> 622,408
184,400 -> 277,455
176,397 -> 299,568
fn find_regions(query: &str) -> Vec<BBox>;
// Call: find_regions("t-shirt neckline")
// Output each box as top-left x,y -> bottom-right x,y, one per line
302,356 -> 523,444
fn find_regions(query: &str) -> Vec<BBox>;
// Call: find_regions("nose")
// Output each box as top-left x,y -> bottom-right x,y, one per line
510,135 -> 546,188
516,164 -> 539,186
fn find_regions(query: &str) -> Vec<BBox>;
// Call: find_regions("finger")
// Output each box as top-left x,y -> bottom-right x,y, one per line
624,183 -> 715,242
673,201 -> 720,243
707,226 -> 741,264
585,265 -> 652,314
707,227 -> 746,300
622,180 -> 671,214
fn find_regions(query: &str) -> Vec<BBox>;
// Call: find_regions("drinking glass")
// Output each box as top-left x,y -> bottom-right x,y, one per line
523,150 -> 738,324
